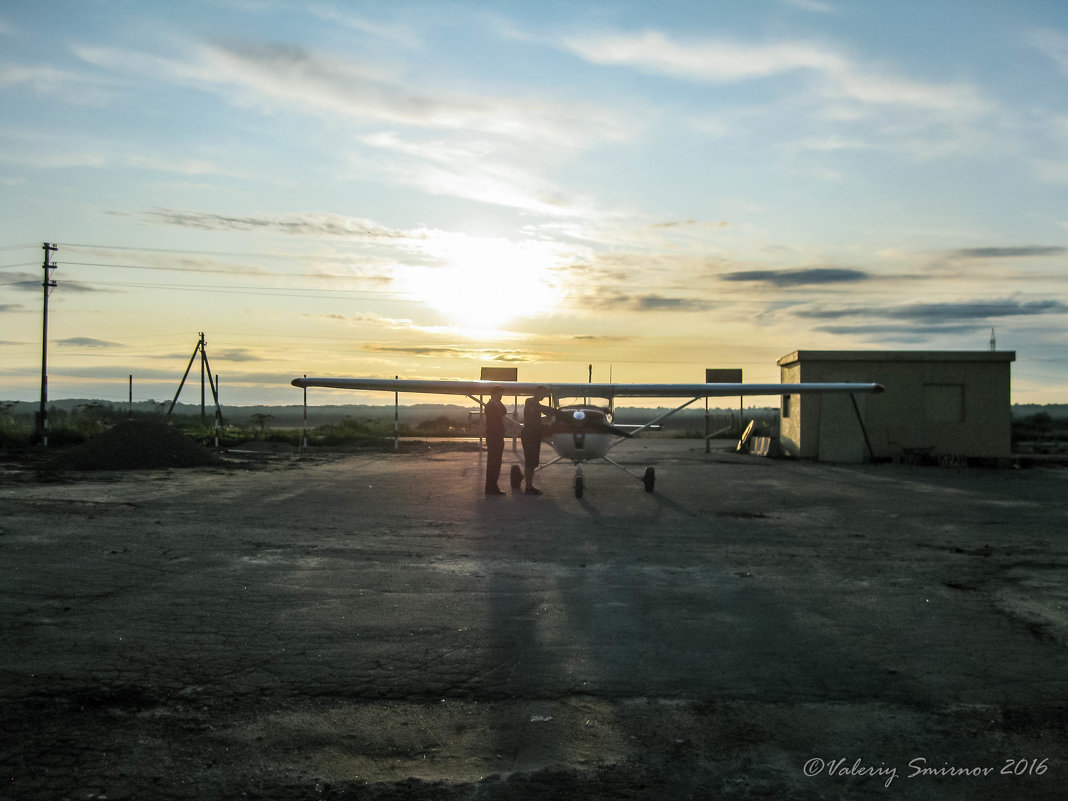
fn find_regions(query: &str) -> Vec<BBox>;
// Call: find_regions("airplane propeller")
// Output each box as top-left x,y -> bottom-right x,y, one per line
551,407 -> 633,438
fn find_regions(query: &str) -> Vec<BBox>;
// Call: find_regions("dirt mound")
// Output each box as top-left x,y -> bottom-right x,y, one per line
43,420 -> 219,472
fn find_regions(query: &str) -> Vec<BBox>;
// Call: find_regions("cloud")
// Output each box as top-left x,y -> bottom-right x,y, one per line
306,7 -> 421,48
722,267 -> 868,286
634,294 -> 715,312
579,291 -> 714,313
0,128 -> 226,176
214,348 -> 259,362
220,39 -> 626,144
362,344 -> 533,361
562,31 -> 837,82
646,218 -> 730,232
312,311 -> 413,326
0,62 -> 115,105
206,369 -> 300,387
140,208 -> 419,241
561,30 -> 987,114
945,246 -> 1066,260
812,323 -> 987,340
0,272 -> 38,289
780,0 -> 834,12
158,348 -> 269,368
3,272 -> 100,293
76,39 -> 627,148
1026,28 -> 1068,77
796,135 -> 874,153
893,300 -> 1068,321
795,298 -> 1068,323
41,365 -> 177,380
649,219 -> 697,229
568,334 -> 635,343
1035,159 -> 1068,185
71,37 -> 628,215
57,337 -> 123,348
358,131 -> 595,217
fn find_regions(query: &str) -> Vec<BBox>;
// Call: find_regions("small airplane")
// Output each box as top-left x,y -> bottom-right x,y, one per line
291,376 -> 884,497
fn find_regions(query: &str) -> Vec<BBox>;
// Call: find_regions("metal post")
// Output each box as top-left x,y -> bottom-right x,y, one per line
38,243 -> 58,446
214,374 -> 220,448
199,343 -> 224,447
301,375 -> 308,451
704,398 -> 709,452
394,375 -> 399,451
129,375 -> 133,420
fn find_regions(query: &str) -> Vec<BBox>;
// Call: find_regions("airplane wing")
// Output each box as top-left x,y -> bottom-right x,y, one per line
290,377 -> 884,398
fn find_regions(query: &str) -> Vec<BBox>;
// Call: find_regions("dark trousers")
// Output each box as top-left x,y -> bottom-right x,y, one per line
522,433 -> 541,479
485,437 -> 504,489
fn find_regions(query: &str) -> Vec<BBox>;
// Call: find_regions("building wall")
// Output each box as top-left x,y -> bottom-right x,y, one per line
778,351 -> 1015,462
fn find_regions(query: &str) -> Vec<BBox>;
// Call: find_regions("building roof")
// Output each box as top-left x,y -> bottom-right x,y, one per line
777,350 -> 1016,366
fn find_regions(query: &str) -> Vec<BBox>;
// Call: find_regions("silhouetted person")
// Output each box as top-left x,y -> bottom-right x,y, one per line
522,387 -> 554,495
484,387 -> 507,495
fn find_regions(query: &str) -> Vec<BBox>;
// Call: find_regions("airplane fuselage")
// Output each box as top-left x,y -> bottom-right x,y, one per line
544,405 -> 616,462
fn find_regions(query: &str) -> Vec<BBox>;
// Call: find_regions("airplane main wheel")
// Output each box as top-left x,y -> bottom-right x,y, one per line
574,475 -> 584,499
643,467 -> 655,493
510,465 -> 523,489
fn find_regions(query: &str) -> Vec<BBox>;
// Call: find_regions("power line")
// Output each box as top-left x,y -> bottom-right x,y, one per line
51,266 -> 1068,306
67,278 -> 419,302
57,241 -> 393,265
39,254 -> 1068,301
59,260 -> 397,286
35,242 -> 1068,307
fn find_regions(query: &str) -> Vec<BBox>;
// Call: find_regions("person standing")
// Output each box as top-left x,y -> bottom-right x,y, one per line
484,387 -> 507,495
521,387 -> 554,495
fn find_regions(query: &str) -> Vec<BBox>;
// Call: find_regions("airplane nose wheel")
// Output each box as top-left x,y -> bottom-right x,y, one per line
510,464 -> 523,489
643,466 -> 656,493
574,464 -> 585,499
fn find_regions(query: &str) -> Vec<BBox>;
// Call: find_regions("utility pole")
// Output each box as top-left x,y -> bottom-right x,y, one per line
166,333 -> 223,446
38,243 -> 58,446
200,331 -> 206,421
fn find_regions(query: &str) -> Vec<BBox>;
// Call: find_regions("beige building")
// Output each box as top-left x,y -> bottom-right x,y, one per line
777,350 -> 1016,463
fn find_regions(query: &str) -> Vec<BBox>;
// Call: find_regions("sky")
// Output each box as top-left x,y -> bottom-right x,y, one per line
1,0 -> 1067,407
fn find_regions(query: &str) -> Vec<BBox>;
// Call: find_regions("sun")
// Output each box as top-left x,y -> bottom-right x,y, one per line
404,235 -> 564,329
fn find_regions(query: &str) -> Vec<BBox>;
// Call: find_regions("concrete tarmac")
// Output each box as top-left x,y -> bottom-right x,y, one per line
2,440 -> 1067,799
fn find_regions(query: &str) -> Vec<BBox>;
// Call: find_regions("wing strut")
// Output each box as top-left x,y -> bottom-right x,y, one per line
607,396 -> 702,452
850,394 -> 877,460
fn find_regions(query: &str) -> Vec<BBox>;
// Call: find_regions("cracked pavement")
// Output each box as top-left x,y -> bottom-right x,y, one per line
2,441 -> 1067,799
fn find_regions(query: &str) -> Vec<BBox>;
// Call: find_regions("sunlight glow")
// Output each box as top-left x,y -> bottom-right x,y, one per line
403,234 -> 566,328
